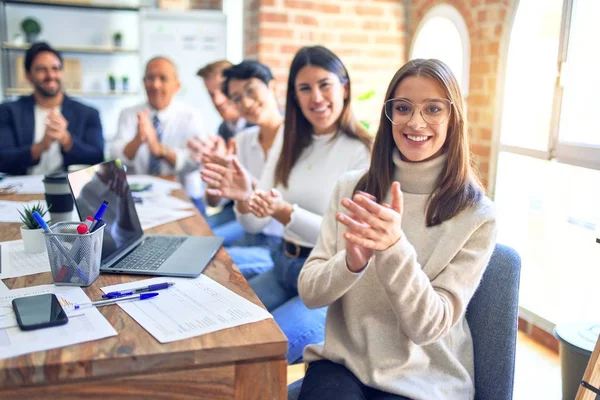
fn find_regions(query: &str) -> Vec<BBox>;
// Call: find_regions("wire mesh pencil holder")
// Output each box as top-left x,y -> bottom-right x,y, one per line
44,222 -> 104,287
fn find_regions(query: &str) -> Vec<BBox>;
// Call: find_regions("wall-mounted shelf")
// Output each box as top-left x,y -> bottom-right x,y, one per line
2,42 -> 138,54
5,87 -> 139,97
2,0 -> 140,11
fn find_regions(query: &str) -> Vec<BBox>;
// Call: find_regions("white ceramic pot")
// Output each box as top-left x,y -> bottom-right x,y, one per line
20,226 -> 46,254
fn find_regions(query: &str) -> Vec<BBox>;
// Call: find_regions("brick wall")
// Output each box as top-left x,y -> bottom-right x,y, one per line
410,0 -> 510,188
243,0 -> 407,132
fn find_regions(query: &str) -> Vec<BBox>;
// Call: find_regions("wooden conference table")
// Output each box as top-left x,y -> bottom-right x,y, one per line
0,187 -> 287,399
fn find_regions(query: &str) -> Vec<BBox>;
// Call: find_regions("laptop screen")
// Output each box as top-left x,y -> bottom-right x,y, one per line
67,160 -> 144,265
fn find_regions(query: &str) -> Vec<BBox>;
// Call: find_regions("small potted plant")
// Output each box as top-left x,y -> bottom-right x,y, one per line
108,74 -> 116,91
21,17 -> 42,43
113,32 -> 122,48
18,202 -> 49,253
122,75 -> 129,91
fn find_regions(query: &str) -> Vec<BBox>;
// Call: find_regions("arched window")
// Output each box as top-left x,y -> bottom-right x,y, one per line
494,0 -> 600,326
410,5 -> 470,94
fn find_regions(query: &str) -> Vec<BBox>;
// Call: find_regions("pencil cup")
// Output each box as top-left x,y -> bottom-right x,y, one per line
44,222 -> 104,287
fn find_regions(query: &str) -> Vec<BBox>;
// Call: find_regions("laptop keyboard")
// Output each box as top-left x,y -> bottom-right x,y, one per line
112,236 -> 187,271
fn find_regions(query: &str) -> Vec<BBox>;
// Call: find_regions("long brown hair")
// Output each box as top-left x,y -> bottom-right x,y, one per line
354,59 -> 483,226
274,46 -> 372,188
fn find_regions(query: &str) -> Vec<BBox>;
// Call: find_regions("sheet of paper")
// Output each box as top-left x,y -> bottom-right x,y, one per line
0,285 -> 117,360
138,195 -> 194,210
0,175 -> 45,194
0,200 -> 49,223
135,205 -> 196,230
0,240 -> 51,279
126,175 -> 182,199
101,275 -> 272,343
0,280 -> 8,293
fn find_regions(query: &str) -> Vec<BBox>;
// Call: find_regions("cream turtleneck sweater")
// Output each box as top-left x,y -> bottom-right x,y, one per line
299,150 -> 497,400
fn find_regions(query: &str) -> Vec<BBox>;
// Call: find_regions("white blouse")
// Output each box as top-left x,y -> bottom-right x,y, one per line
236,131 -> 371,248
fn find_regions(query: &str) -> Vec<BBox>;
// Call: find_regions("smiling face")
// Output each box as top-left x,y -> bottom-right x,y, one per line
391,76 -> 450,162
203,73 -> 240,122
26,51 -> 62,98
294,65 -> 348,135
227,77 -> 278,126
143,58 -> 180,110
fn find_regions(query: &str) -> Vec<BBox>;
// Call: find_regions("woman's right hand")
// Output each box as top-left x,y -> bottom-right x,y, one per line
336,191 -> 376,272
201,157 -> 252,201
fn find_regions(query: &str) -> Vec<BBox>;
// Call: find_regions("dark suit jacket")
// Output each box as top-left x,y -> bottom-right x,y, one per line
0,95 -> 104,175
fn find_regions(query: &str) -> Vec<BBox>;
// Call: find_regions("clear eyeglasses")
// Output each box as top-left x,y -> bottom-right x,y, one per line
230,85 -> 260,106
384,98 -> 452,125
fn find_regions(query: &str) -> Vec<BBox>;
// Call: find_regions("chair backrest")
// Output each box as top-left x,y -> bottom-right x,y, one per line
466,243 -> 521,400
288,244 -> 522,400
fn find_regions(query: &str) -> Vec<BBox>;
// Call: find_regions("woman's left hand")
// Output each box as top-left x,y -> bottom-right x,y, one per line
249,188 -> 287,218
337,182 -> 404,251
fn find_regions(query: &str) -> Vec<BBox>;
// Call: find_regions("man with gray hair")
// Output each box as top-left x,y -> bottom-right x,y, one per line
110,56 -> 212,213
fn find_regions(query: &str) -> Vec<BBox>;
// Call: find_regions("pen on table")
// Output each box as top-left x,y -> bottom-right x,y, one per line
89,200 -> 109,231
32,211 -> 79,269
70,292 -> 159,310
103,282 -> 175,298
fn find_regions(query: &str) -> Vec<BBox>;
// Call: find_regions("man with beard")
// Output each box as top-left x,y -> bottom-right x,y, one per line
110,56 -> 210,214
0,42 -> 104,175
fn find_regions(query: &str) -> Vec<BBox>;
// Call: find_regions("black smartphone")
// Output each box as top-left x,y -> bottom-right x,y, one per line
12,294 -> 69,331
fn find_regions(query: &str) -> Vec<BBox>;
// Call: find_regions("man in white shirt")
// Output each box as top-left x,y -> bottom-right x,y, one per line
195,60 -> 251,143
110,57 -> 209,212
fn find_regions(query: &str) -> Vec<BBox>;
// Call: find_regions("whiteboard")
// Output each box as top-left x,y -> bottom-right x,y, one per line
140,10 -> 227,135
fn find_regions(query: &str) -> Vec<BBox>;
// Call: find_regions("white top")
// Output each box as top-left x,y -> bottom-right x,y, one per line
236,131 -> 371,248
300,152 -> 497,400
110,101 -> 209,199
29,105 -> 63,175
235,125 -> 284,238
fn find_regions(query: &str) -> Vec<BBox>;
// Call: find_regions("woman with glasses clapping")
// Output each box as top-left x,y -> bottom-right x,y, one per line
202,46 -> 373,364
199,60 -> 285,279
296,59 -> 497,399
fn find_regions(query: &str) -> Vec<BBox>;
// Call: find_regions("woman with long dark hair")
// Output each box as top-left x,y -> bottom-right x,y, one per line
207,46 -> 372,363
297,59 -> 497,399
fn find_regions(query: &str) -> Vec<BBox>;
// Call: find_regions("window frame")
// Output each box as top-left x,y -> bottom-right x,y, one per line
409,4 -> 471,96
491,0 -> 600,198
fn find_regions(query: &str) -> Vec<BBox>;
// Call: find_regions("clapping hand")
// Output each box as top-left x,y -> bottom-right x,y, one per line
201,157 -> 252,201
336,182 -> 404,272
248,188 -> 286,218
45,109 -> 70,147
137,110 -> 161,155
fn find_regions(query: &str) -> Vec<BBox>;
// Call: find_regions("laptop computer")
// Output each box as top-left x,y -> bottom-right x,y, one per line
67,160 -> 223,278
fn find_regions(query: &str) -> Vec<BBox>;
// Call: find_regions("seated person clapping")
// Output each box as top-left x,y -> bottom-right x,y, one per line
296,59 -> 497,399
196,61 -> 285,278
206,46 -> 372,364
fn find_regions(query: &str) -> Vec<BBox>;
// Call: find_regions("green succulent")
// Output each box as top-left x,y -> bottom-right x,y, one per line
18,202 -> 49,230
21,18 -> 41,35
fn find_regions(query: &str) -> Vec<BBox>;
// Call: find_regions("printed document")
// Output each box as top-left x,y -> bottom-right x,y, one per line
0,285 -> 117,359
0,240 -> 50,279
101,275 -> 272,343
0,175 -> 45,194
135,205 -> 195,230
0,200 -> 49,223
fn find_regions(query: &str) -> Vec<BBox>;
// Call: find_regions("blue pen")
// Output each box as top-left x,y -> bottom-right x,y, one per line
71,292 -> 159,310
33,211 -> 79,269
89,200 -> 109,232
103,282 -> 175,299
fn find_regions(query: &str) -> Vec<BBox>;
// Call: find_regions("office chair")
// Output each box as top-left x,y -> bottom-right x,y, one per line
288,244 -> 522,400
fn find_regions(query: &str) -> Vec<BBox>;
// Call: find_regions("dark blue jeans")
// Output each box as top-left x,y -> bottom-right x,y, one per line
248,244 -> 326,364
299,360 -> 412,400
226,233 -> 281,279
